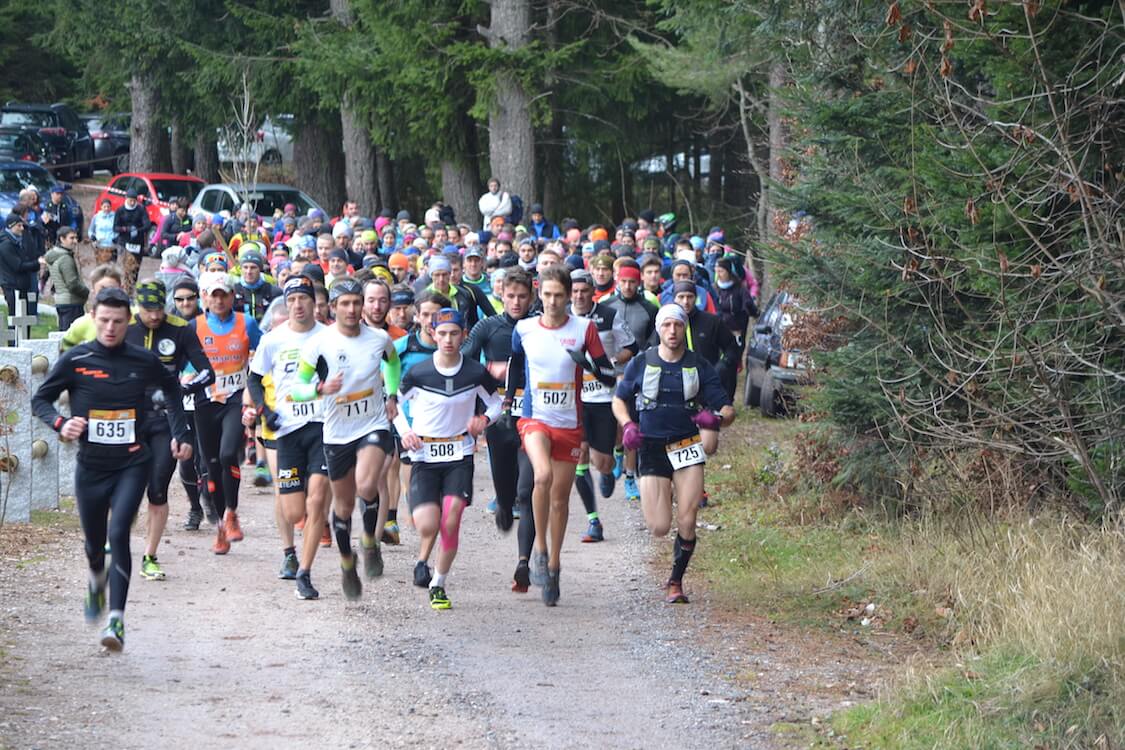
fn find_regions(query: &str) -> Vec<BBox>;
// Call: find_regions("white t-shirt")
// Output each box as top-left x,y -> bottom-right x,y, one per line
250,321 -> 326,438
299,324 -> 395,444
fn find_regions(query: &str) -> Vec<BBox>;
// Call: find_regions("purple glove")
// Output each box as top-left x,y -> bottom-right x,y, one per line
693,410 -> 722,431
622,421 -> 643,451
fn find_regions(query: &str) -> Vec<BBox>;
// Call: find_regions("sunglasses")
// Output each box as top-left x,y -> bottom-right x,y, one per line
174,294 -> 199,302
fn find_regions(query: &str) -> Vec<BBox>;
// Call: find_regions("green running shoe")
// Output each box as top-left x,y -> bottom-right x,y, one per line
429,586 -> 451,610
140,555 -> 166,581
360,534 -> 383,579
340,553 -> 362,601
84,581 -> 106,623
100,617 -> 124,652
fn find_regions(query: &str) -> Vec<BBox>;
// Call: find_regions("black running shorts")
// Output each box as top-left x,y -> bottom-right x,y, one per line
276,422 -> 328,494
324,429 -> 393,481
582,401 -> 618,456
407,457 -> 474,512
637,432 -> 704,479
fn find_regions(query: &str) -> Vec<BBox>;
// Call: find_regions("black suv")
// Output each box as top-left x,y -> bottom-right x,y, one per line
81,113 -> 131,174
0,103 -> 95,179
743,290 -> 813,417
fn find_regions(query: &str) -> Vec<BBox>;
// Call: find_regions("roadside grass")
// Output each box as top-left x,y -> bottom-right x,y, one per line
702,412 -> 1125,749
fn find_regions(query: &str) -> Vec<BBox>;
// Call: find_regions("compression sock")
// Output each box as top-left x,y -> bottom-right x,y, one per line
438,495 -> 464,553
387,508 -> 397,523
670,534 -> 696,583
587,511 -> 600,522
359,497 -> 379,537
331,512 -> 353,557
574,466 -> 597,515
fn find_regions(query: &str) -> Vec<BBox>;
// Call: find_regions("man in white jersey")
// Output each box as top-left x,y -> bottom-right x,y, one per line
394,308 -> 502,610
247,276 -> 330,600
291,278 -> 402,600
504,266 -> 617,606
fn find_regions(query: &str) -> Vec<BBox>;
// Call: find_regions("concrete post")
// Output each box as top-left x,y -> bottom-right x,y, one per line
0,348 -> 33,523
26,338 -> 61,511
46,332 -> 76,499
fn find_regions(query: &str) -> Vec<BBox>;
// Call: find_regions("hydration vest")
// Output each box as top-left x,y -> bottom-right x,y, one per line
636,348 -> 700,411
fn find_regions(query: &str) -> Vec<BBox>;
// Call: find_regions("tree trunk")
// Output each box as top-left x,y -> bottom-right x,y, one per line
441,159 -> 478,228
294,117 -> 346,213
762,61 -> 788,301
540,0 -> 563,218
170,121 -> 191,175
128,71 -> 167,173
708,129 -> 724,203
339,105 -> 379,216
482,0 -> 536,204
193,134 -> 220,183
375,148 -> 396,212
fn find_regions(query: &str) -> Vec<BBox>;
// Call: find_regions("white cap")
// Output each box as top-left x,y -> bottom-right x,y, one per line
655,303 -> 688,328
199,271 -> 233,294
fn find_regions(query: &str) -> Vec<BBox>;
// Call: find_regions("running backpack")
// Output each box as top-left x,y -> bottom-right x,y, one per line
509,194 -> 524,225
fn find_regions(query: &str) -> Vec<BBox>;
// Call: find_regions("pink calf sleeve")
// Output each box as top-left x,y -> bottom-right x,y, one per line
439,495 -> 464,552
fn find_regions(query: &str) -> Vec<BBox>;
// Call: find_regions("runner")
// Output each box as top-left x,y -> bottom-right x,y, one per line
191,271 -> 263,554
612,304 -> 735,603
568,270 -> 637,542
505,266 -> 617,606
394,308 -> 502,609
125,280 -> 214,580
32,288 -> 193,651
248,276 -> 330,600
291,278 -> 402,600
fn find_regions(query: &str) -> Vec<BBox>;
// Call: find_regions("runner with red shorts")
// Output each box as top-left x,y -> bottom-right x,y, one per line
504,266 -> 617,606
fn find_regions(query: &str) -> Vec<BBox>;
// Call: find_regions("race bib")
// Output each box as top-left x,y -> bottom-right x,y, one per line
499,387 -> 526,413
125,242 -> 142,254
422,435 -> 464,463
336,389 -> 374,420
287,398 -> 320,420
535,382 -> 574,411
666,434 -> 706,471
581,372 -> 611,399
207,368 -> 247,399
88,409 -> 136,445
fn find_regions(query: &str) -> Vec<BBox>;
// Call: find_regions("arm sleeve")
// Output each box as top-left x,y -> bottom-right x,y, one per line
505,326 -> 526,396
477,371 -> 503,422
461,319 -> 487,360
583,322 -> 617,388
697,358 -> 732,410
31,352 -> 73,429
290,341 -> 321,402
391,372 -> 415,434
247,371 -> 268,411
382,338 -> 402,396
611,313 -> 635,356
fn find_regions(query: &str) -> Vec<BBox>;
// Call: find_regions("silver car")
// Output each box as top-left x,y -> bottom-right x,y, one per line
189,182 -> 325,220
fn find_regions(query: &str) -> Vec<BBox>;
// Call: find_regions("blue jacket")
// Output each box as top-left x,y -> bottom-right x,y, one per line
89,210 -> 116,247
529,218 -> 560,241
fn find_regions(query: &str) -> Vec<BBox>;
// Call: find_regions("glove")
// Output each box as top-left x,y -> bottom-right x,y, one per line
263,408 -> 282,432
495,411 -> 517,433
693,410 -> 722,431
622,421 -> 643,451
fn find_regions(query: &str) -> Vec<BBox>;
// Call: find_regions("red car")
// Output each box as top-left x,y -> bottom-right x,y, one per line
94,172 -> 206,226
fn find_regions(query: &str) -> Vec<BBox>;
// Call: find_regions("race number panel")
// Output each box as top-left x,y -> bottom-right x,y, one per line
666,434 -> 706,471
88,408 -> 137,445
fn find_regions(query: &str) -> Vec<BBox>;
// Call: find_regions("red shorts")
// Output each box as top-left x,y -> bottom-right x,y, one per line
517,418 -> 584,464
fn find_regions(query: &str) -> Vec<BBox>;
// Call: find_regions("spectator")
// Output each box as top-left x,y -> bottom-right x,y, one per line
527,203 -> 560,241
0,213 -> 40,320
478,177 -> 512,225
159,197 -> 193,251
44,227 -> 88,329
42,185 -> 79,247
88,198 -> 117,262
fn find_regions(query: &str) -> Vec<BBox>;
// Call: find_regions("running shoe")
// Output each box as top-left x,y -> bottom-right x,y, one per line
203,498 -> 220,526
599,471 -> 615,498
663,580 -> 690,604
494,499 -> 513,533
100,617 -> 125,652
295,572 -> 319,600
530,551 -> 549,587
486,498 -> 498,514
612,451 -> 624,479
360,534 -> 383,579
140,555 -> 166,581
253,464 -> 271,487
511,561 -> 530,593
340,553 -> 362,600
278,551 -> 299,580
84,581 -> 105,623
183,507 -> 203,531
213,524 -> 230,555
429,586 -> 451,610
542,568 -> 561,607
224,510 -> 244,542
581,519 -> 604,543
624,475 -> 640,503
320,524 -> 332,547
413,561 -> 432,588
382,521 -> 401,546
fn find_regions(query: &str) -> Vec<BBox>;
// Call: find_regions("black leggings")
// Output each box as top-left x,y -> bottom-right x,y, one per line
144,425 -> 175,506
76,461 -> 149,612
486,422 -> 535,560
178,418 -> 206,511
193,397 -> 245,517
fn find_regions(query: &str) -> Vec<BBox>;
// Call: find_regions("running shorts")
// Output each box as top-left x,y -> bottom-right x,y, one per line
637,432 -> 705,479
407,457 -> 474,511
517,418 -> 583,464
276,422 -> 328,494
582,402 -> 617,456
324,429 -> 393,481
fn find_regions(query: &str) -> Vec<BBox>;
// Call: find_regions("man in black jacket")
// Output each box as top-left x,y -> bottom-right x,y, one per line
114,188 -> 151,290
0,213 -> 40,322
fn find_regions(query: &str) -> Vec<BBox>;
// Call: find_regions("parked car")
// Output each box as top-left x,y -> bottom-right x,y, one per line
0,103 -> 95,179
81,113 -> 131,174
190,182 -> 324,221
95,172 -> 206,250
0,162 -> 84,235
743,290 -> 813,417
0,128 -> 57,168
217,114 -> 294,167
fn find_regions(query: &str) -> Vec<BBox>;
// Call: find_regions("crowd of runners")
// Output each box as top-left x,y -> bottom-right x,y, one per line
26,186 -> 754,651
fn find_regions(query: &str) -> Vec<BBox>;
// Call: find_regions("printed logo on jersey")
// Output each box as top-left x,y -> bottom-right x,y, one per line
157,338 -> 176,356
204,336 -> 214,346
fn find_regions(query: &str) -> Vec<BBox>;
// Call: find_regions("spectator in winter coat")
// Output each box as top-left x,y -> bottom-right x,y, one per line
527,203 -> 560,241
159,198 -> 193,250
88,198 -> 117,251
478,177 -> 513,225
44,227 -> 88,329
42,185 -> 79,247
0,213 -> 40,319
712,256 -> 757,344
